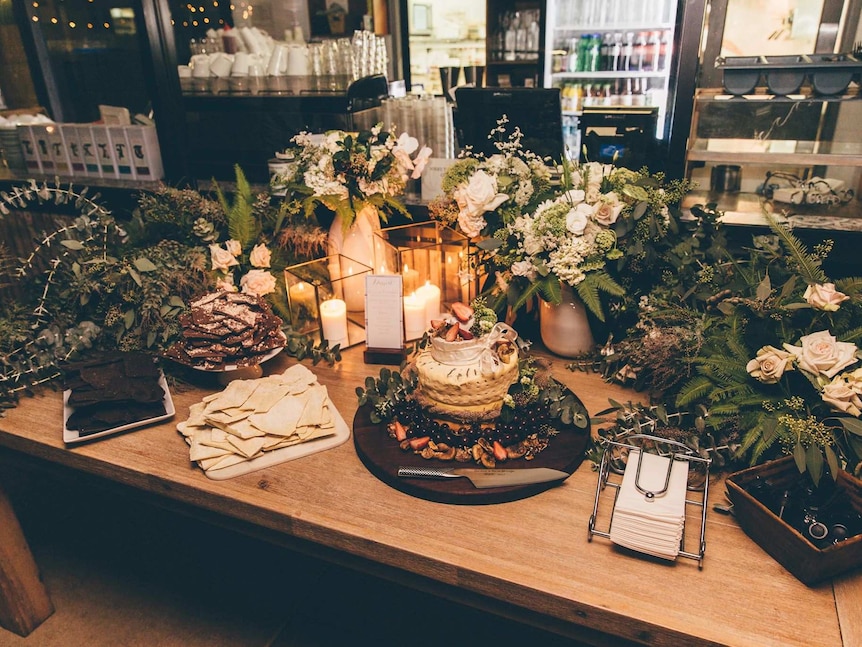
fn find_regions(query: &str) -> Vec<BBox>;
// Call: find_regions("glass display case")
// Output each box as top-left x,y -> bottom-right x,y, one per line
684,87 -> 862,228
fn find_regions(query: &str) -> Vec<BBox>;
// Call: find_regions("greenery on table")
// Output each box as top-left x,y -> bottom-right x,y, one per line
0,174 -> 334,410
586,204 -> 862,482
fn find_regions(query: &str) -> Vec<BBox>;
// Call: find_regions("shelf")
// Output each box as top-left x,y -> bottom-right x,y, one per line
682,190 -> 862,232
553,22 -> 674,32
687,139 -> 862,166
487,58 -> 541,66
552,70 -> 668,79
0,169 -> 163,191
695,88 -> 862,103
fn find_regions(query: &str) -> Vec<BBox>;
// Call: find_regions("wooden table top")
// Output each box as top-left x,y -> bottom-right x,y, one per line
0,348 -> 860,647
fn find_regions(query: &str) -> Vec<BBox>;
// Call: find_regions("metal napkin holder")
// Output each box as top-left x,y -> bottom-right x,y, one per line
588,434 -> 712,568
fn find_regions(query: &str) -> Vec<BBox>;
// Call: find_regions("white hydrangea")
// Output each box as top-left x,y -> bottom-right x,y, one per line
547,236 -> 595,286
514,179 -> 534,206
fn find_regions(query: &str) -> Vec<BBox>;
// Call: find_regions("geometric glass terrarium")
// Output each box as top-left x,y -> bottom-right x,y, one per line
375,221 -> 474,307
284,253 -> 371,349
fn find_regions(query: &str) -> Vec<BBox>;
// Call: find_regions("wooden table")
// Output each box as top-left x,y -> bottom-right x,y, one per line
0,348 -> 860,645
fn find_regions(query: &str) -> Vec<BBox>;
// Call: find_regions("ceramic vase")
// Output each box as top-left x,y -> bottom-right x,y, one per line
539,283 -> 596,358
327,203 -> 382,311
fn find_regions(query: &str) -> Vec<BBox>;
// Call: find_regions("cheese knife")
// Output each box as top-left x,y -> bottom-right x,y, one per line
397,466 -> 570,489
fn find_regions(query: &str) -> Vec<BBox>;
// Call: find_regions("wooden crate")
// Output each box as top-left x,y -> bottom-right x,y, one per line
726,456 -> 862,585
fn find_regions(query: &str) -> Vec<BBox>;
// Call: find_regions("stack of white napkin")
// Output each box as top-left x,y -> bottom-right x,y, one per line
609,449 -> 689,560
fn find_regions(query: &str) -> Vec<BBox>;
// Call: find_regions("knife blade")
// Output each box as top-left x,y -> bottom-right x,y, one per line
397,466 -> 570,489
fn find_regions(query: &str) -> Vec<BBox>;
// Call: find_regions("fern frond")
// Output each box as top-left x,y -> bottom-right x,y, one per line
537,276 -> 561,304
836,276 -> 862,296
510,278 -> 545,312
765,212 -> 827,284
575,271 -> 624,322
675,375 -> 715,407
839,326 -> 862,344
576,277 -> 604,321
214,165 -> 258,248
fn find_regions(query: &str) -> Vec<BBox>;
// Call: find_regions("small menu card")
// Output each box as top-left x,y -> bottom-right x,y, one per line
364,275 -> 406,364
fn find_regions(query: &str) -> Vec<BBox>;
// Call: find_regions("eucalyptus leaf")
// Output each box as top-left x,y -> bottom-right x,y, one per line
755,274 -> 771,302
128,267 -> 142,287
840,417 -> 862,437
793,441 -> 806,473
60,240 -> 85,250
477,238 -> 503,251
133,257 -> 158,272
825,444 -> 840,480
806,444 -> 823,486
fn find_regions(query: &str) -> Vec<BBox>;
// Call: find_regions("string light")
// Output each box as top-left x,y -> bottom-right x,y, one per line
31,15 -> 38,21
50,16 -> 57,23
69,21 -> 76,27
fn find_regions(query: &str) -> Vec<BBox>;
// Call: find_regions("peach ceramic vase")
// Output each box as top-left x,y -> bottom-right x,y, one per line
538,283 -> 596,358
326,203 -> 382,311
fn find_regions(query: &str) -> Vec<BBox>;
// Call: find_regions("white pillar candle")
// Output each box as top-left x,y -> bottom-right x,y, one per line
415,281 -> 441,324
288,281 -> 315,311
342,261 -> 366,312
403,293 -> 427,341
320,298 -> 349,348
402,264 -> 420,295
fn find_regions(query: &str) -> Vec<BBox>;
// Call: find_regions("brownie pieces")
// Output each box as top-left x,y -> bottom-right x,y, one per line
63,351 -> 167,436
164,291 -> 287,371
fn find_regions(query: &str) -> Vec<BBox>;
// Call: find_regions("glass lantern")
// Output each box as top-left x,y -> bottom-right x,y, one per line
284,254 -> 371,349
375,222 -> 474,310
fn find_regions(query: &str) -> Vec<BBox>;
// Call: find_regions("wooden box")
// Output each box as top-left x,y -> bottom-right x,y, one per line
726,456 -> 862,585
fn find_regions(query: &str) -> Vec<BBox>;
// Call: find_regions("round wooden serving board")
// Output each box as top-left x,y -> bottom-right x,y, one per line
353,392 -> 591,505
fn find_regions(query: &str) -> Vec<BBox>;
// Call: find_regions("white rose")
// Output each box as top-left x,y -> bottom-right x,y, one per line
225,239 -> 242,256
457,210 -> 487,239
396,132 -> 419,155
454,170 -> 509,219
593,192 -> 624,226
240,269 -> 277,297
564,188 -> 586,204
846,368 -> 862,394
566,203 -> 594,235
511,260 -> 537,279
209,244 -> 239,272
804,283 -> 850,312
746,345 -> 794,384
215,274 -> 238,292
783,330 -> 859,379
821,376 -> 862,417
249,243 -> 272,268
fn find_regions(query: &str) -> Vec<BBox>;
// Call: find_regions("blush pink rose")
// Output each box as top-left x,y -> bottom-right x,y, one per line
804,283 -> 849,311
746,345 -> 794,384
240,269 -> 277,297
209,244 -> 239,272
784,330 -> 858,378
249,243 -> 272,268
821,376 -> 862,417
225,239 -> 242,256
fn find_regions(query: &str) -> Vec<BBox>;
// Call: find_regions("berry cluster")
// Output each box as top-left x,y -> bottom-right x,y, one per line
390,398 -> 553,450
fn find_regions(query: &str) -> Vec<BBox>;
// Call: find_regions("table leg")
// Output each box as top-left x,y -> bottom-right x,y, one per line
0,481 -> 54,636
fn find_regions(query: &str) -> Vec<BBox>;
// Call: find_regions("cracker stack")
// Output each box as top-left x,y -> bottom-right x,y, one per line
177,364 -> 337,476
165,291 -> 287,370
